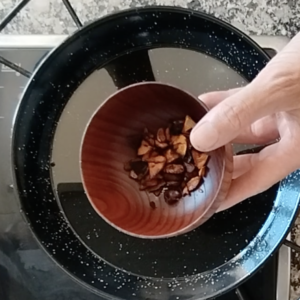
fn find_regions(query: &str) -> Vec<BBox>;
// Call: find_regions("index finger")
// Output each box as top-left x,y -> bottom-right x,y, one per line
190,79 -> 280,152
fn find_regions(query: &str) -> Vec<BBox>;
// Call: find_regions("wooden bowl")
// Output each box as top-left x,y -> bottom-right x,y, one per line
80,82 -> 233,239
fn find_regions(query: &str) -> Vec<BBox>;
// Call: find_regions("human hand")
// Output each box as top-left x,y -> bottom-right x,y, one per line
190,32 -> 300,212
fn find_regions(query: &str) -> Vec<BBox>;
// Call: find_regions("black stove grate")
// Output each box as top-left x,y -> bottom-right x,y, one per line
0,0 -> 31,32
0,0 -> 82,77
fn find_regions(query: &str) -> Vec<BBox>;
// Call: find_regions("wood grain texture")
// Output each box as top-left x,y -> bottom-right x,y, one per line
81,82 -> 233,239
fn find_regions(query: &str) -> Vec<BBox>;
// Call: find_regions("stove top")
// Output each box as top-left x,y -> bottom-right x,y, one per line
0,35 -> 291,300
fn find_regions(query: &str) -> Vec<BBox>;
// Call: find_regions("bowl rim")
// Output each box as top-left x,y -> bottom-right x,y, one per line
79,81 -> 229,239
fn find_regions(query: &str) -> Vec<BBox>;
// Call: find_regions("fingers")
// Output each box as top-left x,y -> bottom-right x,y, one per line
199,87 -> 243,109
199,88 -> 279,145
234,115 -> 279,144
232,154 -> 253,179
191,40 -> 300,152
217,139 -> 299,212
192,33 -> 300,153
191,82 -> 279,152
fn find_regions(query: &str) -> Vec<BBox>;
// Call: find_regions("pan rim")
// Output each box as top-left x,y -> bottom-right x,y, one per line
11,5 -> 300,300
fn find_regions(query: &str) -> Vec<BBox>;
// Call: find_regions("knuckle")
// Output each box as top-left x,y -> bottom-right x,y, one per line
280,139 -> 300,169
222,102 -> 244,131
264,60 -> 300,104
249,122 -> 261,138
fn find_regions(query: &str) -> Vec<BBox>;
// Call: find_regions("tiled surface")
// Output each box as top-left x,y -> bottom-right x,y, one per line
0,0 -> 299,36
1,0 -> 300,299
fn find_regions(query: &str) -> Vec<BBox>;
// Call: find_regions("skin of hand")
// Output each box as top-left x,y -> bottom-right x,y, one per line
190,32 -> 300,212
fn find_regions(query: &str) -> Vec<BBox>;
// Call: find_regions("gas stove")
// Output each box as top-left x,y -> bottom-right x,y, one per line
0,34 -> 292,300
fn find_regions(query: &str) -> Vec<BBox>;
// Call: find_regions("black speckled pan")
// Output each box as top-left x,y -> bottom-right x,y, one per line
12,6 -> 300,300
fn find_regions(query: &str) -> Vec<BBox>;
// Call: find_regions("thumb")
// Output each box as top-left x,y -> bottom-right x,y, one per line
190,83 -> 276,151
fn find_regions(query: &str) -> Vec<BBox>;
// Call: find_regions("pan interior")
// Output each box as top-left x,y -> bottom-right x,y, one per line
51,47 -> 275,278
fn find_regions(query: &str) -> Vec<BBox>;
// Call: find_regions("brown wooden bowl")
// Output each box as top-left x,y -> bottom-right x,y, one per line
80,82 -> 233,239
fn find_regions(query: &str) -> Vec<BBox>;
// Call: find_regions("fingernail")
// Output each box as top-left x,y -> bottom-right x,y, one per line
191,121 -> 219,151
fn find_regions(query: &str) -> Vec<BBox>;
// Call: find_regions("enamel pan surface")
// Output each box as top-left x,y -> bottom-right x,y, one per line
12,6 -> 300,300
